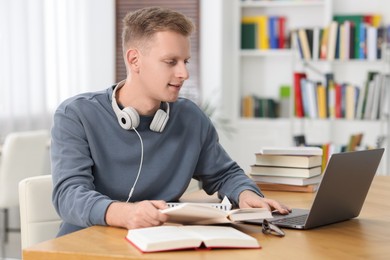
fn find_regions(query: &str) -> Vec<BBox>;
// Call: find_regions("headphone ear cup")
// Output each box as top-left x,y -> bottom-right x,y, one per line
150,109 -> 169,132
119,107 -> 140,130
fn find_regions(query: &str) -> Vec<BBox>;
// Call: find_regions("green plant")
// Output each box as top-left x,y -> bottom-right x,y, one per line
199,99 -> 236,138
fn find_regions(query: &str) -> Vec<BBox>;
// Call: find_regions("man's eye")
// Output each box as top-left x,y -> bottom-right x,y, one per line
166,60 -> 177,65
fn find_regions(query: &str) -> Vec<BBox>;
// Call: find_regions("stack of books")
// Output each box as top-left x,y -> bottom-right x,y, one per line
250,146 -> 324,193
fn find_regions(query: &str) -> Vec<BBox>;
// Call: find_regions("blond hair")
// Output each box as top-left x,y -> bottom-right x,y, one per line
122,6 -> 195,54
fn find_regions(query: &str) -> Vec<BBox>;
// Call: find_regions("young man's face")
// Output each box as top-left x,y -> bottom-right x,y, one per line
137,31 -> 191,103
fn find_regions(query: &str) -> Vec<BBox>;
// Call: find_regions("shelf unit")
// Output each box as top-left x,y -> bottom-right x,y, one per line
233,0 -> 331,121
221,0 -> 331,172
220,0 -> 389,174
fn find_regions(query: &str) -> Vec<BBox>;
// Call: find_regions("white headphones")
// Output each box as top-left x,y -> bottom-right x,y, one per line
111,81 -> 170,132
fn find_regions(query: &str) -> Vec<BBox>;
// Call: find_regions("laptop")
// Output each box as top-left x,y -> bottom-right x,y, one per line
246,148 -> 384,229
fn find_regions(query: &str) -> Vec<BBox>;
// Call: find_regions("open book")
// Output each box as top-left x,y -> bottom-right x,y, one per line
126,225 -> 260,252
161,199 -> 272,224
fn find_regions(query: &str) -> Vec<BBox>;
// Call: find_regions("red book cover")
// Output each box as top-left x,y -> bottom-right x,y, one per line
335,83 -> 342,118
364,15 -> 373,26
293,72 -> 307,118
278,16 -> 286,49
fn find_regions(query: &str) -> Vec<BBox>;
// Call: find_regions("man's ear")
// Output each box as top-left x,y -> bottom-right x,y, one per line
126,49 -> 140,73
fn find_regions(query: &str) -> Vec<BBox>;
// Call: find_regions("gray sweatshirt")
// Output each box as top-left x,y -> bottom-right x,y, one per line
51,85 -> 263,236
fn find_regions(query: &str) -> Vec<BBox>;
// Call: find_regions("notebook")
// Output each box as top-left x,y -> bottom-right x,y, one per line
245,148 -> 384,229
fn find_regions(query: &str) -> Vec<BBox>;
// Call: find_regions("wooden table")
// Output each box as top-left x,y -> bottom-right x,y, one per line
23,176 -> 390,259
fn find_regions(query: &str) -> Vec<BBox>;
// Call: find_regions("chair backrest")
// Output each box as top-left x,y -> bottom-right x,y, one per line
0,130 -> 50,207
19,175 -> 61,249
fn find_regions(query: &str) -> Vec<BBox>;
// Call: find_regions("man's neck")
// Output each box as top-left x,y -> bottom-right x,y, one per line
117,80 -> 160,116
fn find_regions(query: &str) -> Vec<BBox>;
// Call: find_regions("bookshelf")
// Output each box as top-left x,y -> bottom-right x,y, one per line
218,0 -> 390,175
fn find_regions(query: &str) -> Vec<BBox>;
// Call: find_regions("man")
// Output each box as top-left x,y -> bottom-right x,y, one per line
51,6 -> 290,236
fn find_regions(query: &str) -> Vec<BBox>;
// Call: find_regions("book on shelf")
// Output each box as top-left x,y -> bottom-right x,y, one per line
242,95 -> 255,117
241,16 -> 268,50
250,165 -> 322,178
346,133 -> 364,152
278,16 -> 287,49
369,73 -> 384,120
335,83 -> 343,118
339,21 -> 347,60
345,84 -> 359,120
306,28 -> 314,58
327,21 -> 339,61
362,76 -> 376,119
268,16 -> 278,49
241,95 -> 278,118
379,74 -> 390,119
316,83 -> 327,119
256,182 -> 319,193
326,73 -> 335,119
358,22 -> 366,59
298,28 -> 311,60
320,26 -> 329,59
333,15 -> 363,59
126,225 -> 260,253
377,26 -> 385,59
241,23 -> 257,49
258,146 -> 323,156
293,69 -> 390,120
367,25 -> 378,60
293,72 -> 306,118
250,174 -> 323,186
312,27 -> 321,60
294,14 -> 386,61
254,154 -> 322,168
300,78 -> 318,118
292,29 -> 304,58
364,72 -> 379,118
241,15 -> 287,50
361,72 -> 388,120
161,201 -> 272,225
332,14 -> 385,60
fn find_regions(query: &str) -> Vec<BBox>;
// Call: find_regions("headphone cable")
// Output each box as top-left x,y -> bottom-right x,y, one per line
126,127 -> 144,203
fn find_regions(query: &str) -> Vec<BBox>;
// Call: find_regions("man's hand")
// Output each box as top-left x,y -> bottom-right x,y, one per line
105,200 -> 169,230
238,190 -> 291,214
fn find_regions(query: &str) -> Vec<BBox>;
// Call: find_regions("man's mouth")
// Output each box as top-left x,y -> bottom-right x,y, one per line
168,83 -> 182,88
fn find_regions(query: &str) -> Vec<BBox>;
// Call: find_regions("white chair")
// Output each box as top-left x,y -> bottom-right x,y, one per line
19,175 -> 61,249
0,130 -> 51,246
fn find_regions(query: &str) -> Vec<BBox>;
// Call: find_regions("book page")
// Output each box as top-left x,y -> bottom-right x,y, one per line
161,203 -> 229,224
166,196 -> 232,211
126,226 -> 202,252
194,208 -> 273,224
180,226 -> 260,248
162,203 -> 273,224
227,208 -> 272,222
126,225 -> 260,252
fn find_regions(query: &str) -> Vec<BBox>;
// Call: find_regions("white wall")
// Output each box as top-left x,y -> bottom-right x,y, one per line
200,0 -> 223,101
200,0 -> 237,153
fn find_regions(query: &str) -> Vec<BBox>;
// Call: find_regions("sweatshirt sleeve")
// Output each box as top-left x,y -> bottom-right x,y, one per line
51,102 -> 113,228
193,116 -> 264,207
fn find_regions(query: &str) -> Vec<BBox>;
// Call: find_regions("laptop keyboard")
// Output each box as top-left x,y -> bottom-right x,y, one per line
273,214 -> 308,225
